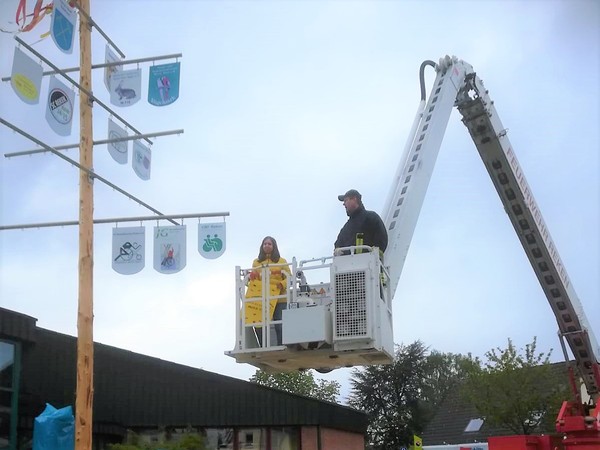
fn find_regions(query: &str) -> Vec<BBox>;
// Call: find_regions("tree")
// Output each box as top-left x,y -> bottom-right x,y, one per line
461,337 -> 571,434
249,369 -> 341,403
347,341 -> 472,450
421,350 -> 479,410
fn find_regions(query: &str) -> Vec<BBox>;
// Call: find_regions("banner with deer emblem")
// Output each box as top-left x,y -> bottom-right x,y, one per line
45,76 -> 75,136
132,140 -> 151,180
110,68 -> 141,107
148,62 -> 181,107
112,227 -> 145,275
11,47 -> 42,105
50,0 -> 76,54
198,222 -> 226,259
107,119 -> 128,164
154,225 -> 186,274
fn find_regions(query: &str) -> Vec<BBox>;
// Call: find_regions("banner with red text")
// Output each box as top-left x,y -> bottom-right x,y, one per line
154,226 -> 186,274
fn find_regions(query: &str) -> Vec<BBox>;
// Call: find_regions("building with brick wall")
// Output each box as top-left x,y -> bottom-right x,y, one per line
0,307 -> 367,450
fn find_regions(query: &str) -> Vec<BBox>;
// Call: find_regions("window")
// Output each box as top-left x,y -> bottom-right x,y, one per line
233,428 -> 298,450
237,428 -> 265,450
270,427 -> 298,450
464,418 -> 484,432
0,341 -> 18,450
205,428 -> 234,449
0,343 -> 14,388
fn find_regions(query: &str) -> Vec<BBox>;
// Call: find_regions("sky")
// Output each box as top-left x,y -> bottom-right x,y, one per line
1,0 -> 599,403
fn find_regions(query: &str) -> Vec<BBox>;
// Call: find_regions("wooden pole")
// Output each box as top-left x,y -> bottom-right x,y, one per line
75,1 -> 94,450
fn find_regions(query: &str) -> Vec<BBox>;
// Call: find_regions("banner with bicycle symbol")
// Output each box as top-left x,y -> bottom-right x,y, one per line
154,225 -> 186,274
198,222 -> 226,259
112,227 -> 145,275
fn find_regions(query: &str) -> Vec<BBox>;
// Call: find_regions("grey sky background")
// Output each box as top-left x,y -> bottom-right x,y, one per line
1,0 -> 598,401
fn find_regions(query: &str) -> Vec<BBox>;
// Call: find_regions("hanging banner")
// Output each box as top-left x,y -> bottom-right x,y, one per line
50,0 -> 76,54
198,222 -> 226,259
154,225 -> 186,274
107,119 -> 128,164
148,62 -> 181,107
104,45 -> 122,93
11,47 -> 43,104
132,141 -> 151,180
112,227 -> 145,275
110,68 -> 141,107
45,76 -> 75,136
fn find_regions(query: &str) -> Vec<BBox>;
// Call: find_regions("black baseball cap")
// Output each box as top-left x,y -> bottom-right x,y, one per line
338,189 -> 362,201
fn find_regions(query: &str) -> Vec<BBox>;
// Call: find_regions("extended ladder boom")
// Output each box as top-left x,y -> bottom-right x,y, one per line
228,56 -> 599,402
383,56 -> 475,295
383,55 -> 599,400
455,70 -> 600,400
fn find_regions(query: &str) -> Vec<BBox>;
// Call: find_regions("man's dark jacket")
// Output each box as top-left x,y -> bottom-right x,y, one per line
335,205 -> 388,252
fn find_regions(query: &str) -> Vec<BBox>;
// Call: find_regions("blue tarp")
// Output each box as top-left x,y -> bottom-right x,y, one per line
32,404 -> 74,450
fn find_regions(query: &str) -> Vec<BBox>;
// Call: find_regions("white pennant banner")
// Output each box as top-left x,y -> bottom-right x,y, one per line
107,119 -> 128,164
154,225 -> 186,274
11,47 -> 43,104
50,0 -> 76,54
112,227 -> 145,275
198,222 -> 226,259
45,76 -> 75,136
110,68 -> 141,107
104,44 -> 122,93
132,141 -> 151,180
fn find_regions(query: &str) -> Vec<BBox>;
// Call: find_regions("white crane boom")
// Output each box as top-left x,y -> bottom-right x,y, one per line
227,56 -> 599,408
381,55 -> 598,400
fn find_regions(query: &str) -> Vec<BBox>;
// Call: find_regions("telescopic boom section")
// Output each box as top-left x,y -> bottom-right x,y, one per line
382,55 -> 599,401
455,70 -> 600,401
382,56 -> 475,296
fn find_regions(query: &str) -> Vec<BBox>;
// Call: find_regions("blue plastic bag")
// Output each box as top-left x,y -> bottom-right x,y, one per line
32,404 -> 75,450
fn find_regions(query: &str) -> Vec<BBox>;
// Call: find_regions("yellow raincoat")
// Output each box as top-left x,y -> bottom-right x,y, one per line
245,257 -> 290,325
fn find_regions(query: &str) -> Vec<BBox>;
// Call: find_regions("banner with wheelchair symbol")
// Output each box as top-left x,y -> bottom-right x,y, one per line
112,227 -> 145,275
198,222 -> 226,259
154,225 -> 186,274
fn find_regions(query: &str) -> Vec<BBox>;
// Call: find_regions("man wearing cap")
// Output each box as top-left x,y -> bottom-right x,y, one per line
334,189 -> 388,256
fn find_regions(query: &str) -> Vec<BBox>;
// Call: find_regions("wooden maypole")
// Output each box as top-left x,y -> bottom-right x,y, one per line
75,1 -> 94,449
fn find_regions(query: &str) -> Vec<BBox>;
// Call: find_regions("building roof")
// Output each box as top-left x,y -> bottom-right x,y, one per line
422,362 -> 571,446
0,307 -> 37,343
2,307 -> 367,435
422,385 -> 512,446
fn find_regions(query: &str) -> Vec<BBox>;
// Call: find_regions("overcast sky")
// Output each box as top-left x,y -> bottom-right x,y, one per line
1,0 -> 598,402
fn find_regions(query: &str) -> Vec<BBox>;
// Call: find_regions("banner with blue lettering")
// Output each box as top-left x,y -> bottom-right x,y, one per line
148,62 -> 180,107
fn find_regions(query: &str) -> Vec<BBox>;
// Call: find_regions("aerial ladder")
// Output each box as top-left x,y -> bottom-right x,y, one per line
226,55 -> 599,449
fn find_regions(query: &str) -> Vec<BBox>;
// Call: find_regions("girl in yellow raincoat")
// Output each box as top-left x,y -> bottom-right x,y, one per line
245,236 -> 290,346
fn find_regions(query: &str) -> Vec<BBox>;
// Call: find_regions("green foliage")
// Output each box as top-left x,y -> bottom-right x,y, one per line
109,431 -> 208,450
249,369 -> 341,403
110,445 -> 141,450
347,341 -> 472,450
461,337 -> 571,434
422,350 -> 479,409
